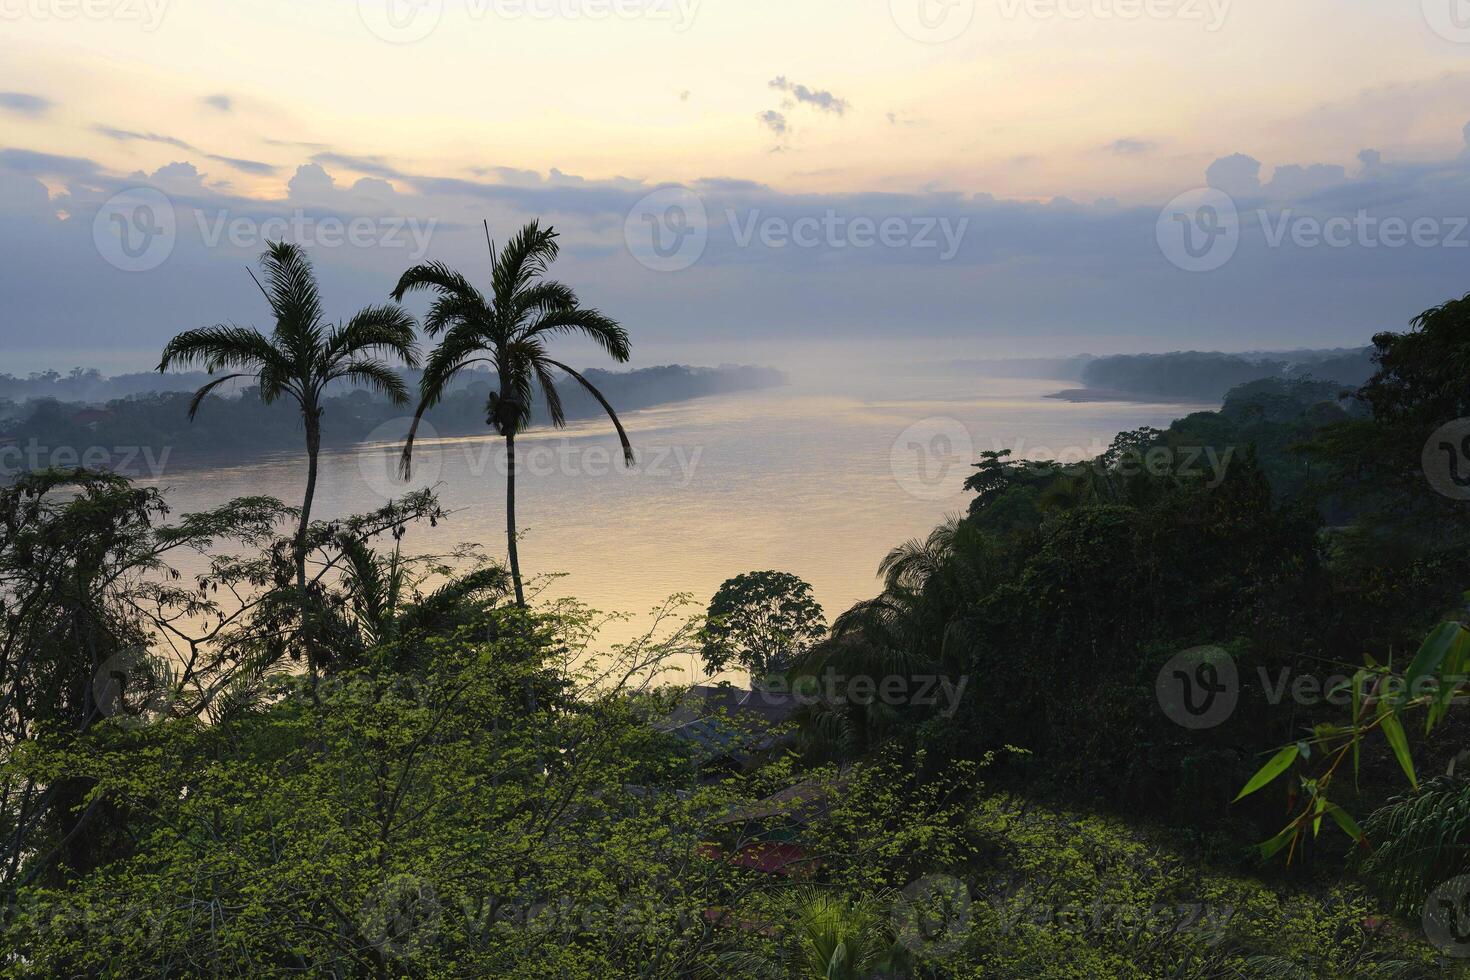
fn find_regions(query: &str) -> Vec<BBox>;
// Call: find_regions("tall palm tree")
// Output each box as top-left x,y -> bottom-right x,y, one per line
393,220 -> 633,607
158,241 -> 420,674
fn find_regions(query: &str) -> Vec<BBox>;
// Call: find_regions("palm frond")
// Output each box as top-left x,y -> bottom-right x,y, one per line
157,325 -> 281,375
532,360 -> 568,429
491,220 -> 559,307
185,373 -> 248,422
524,305 -> 631,361
390,260 -> 484,306
258,240 -> 324,343
543,358 -> 634,465
511,281 -> 578,322
325,305 -> 421,368
1359,775 -> 1470,914
334,361 -> 411,405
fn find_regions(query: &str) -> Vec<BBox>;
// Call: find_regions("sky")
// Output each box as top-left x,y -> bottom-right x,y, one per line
4,1 -> 1470,371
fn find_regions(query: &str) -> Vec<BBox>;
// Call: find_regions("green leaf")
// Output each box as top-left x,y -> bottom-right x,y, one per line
1259,827 -> 1295,860
1377,704 -> 1417,790
1404,622 -> 1461,700
1324,803 -> 1365,847
1234,745 -> 1300,803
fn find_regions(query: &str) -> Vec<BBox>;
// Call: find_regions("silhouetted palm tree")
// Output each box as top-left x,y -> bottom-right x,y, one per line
393,220 -> 633,607
158,241 -> 420,675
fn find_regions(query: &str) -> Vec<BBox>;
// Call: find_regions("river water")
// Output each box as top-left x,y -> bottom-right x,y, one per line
137,365 -> 1203,658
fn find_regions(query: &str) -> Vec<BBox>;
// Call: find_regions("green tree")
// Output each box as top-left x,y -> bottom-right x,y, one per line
393,220 -> 633,607
702,571 -> 827,680
158,241 -> 420,676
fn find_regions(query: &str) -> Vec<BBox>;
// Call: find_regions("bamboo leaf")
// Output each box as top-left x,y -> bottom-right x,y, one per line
1377,704 -> 1417,789
1234,745 -> 1300,803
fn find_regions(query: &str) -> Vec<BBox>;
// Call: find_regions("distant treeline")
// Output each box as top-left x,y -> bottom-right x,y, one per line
1078,348 -> 1375,400
0,364 -> 784,466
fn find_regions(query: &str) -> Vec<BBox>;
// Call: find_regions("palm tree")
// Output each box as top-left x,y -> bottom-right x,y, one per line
158,241 -> 420,675
392,220 -> 633,607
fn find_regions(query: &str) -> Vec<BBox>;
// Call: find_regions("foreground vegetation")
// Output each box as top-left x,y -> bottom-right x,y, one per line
5,234 -> 1470,975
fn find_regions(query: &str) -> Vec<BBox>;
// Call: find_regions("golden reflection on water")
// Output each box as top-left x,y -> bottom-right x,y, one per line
138,373 -> 1202,675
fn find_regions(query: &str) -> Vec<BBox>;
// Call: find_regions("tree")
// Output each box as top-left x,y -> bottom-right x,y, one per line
158,241 -> 420,676
393,220 -> 633,607
701,571 -> 826,680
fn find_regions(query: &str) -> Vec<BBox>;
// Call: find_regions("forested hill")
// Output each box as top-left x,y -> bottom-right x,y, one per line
1073,347 -> 1375,401
0,364 -> 784,467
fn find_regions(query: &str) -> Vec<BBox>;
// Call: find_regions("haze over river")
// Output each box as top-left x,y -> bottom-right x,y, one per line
139,365 -> 1204,659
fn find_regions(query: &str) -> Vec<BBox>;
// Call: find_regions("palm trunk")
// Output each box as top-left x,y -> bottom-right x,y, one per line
506,432 -> 526,608
298,412 -> 321,680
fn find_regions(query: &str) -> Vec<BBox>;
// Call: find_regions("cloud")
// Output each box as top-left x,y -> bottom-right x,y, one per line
0,148 -> 101,179
287,163 -> 336,199
310,152 -> 405,180
769,77 -> 849,116
206,155 -> 277,176
1205,153 -> 1262,197
757,110 -> 788,136
201,94 -> 233,112
1108,138 -> 1156,155
11,122 -> 1470,364
95,126 -> 196,151
0,93 -> 53,118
